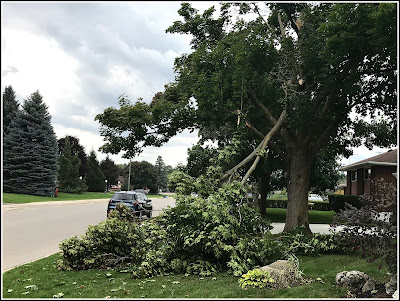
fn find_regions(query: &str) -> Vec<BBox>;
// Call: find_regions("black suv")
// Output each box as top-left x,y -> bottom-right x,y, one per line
107,191 -> 153,219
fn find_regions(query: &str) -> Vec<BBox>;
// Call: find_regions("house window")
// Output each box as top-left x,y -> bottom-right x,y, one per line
364,168 -> 371,179
351,171 -> 357,181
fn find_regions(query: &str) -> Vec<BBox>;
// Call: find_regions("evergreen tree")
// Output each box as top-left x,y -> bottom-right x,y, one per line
58,136 -> 88,193
57,135 -> 89,179
85,150 -> 106,192
155,156 -> 168,192
2,85 -> 19,138
3,91 -> 58,196
100,156 -> 120,190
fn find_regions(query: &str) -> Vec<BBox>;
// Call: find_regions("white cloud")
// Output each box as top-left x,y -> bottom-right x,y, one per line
1,29 -> 80,117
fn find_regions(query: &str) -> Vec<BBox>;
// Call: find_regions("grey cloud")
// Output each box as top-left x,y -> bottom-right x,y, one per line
2,65 -> 19,77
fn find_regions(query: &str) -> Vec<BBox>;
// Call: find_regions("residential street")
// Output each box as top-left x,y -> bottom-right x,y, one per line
2,196 -> 336,272
2,197 -> 176,271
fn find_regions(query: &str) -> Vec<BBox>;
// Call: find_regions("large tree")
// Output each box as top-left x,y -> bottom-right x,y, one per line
155,156 -> 168,192
2,85 -> 19,138
3,91 -> 59,196
58,136 -> 88,193
85,150 -> 106,192
96,3 -> 397,233
129,161 -> 158,193
100,156 -> 120,190
57,135 -> 89,179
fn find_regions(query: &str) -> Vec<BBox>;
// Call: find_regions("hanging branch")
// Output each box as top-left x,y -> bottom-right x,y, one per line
241,109 -> 287,184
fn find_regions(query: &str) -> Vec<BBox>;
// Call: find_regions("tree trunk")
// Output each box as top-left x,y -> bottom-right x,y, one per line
259,172 -> 270,217
283,145 -> 314,235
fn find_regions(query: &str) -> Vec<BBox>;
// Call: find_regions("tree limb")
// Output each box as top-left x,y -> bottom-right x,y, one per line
241,109 -> 287,184
247,90 -> 277,126
245,119 -> 288,163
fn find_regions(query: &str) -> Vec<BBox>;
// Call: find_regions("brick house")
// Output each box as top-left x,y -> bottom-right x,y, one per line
340,149 -> 397,196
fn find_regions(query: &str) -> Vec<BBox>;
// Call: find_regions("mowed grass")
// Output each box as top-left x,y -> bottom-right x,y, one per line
2,253 -> 390,298
2,192 -> 169,204
265,208 -> 336,224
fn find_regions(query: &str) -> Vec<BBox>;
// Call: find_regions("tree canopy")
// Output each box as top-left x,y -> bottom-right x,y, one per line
58,135 -> 89,179
96,3 -> 397,233
2,85 -> 19,138
85,150 -> 106,192
100,156 -> 121,189
58,136 -> 88,194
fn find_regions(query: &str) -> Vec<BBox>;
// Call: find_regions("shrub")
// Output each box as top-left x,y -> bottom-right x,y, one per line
331,179 -> 397,273
328,194 -> 362,213
311,201 -> 331,211
238,268 -> 276,289
266,199 -> 332,211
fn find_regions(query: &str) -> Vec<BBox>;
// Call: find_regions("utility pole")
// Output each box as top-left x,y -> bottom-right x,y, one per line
127,160 -> 132,191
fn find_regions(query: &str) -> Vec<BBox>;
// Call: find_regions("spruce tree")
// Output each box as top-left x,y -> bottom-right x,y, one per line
3,91 -> 58,196
2,85 -> 19,138
85,150 -> 106,192
58,136 -> 88,193
155,156 -> 168,191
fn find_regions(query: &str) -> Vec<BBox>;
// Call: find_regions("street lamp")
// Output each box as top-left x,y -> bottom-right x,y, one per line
105,179 -> 108,193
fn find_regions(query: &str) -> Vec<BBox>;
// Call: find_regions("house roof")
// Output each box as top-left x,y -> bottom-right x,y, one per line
340,148 -> 398,171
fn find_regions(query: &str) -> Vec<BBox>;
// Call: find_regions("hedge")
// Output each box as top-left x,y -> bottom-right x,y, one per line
266,198 -> 332,211
328,194 -> 363,213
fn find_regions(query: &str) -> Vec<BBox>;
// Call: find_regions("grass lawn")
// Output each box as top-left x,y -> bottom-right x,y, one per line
265,208 -> 336,224
2,253 -> 390,298
2,192 -> 168,204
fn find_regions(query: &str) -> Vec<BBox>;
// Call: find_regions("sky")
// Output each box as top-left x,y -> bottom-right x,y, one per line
1,1 -> 397,168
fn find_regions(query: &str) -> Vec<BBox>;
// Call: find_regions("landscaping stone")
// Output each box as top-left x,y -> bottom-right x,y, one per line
335,271 -> 370,291
259,260 -> 300,288
385,275 -> 397,294
393,290 -> 398,299
361,279 -> 375,293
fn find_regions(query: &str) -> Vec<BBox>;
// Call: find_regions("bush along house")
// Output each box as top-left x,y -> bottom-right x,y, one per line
340,149 -> 397,197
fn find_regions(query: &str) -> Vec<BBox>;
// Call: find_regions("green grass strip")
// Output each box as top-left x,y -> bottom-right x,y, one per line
265,208 -> 336,224
2,253 -> 390,298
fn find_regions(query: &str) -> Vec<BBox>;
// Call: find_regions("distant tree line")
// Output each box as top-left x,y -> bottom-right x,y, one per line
2,85 -> 174,196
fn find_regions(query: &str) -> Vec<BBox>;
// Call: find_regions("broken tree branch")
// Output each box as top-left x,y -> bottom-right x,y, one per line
241,109 -> 287,184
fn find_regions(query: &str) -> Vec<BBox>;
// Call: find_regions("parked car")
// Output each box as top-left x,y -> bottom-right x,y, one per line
308,194 -> 324,202
107,191 -> 153,219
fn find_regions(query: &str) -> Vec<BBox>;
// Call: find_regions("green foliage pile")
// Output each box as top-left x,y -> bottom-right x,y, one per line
278,227 -> 343,256
59,180 -> 284,277
3,91 -> 58,196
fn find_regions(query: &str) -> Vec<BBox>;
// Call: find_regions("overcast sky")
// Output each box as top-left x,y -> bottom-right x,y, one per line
1,1 -> 396,168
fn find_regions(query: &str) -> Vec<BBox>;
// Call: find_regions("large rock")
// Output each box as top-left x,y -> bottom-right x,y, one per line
336,271 -> 370,291
259,260 -> 300,288
385,276 -> 397,294
361,279 -> 376,293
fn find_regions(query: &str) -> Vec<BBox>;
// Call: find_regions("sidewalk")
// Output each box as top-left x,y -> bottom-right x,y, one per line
270,223 -> 340,234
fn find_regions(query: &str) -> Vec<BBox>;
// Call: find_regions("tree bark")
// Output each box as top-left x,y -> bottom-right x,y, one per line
259,172 -> 271,217
283,144 -> 314,236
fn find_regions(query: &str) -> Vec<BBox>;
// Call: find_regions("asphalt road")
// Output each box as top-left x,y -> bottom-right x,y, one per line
2,197 -> 176,271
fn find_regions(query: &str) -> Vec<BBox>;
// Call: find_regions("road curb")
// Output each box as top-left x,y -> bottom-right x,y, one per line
2,198 -> 110,212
